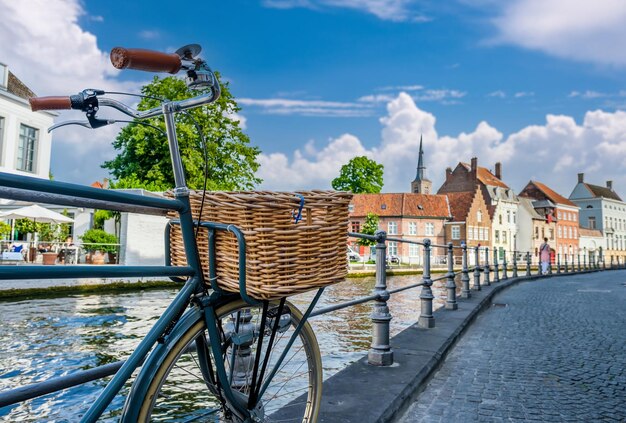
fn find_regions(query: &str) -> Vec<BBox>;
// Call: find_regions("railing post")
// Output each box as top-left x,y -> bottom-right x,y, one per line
512,251 -> 518,278
461,243 -> 471,298
557,253 -> 561,274
445,242 -> 457,310
502,250 -> 508,279
368,230 -> 393,366
473,246 -> 481,290
418,239 -> 435,328
583,254 -> 587,271
565,254 -> 569,273
493,248 -> 500,282
577,254 -> 581,272
483,247 -> 490,286
526,252 -> 531,276
548,255 -> 553,275
610,256 -> 614,269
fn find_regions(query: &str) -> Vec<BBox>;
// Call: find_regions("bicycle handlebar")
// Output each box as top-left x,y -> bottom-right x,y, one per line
29,96 -> 72,112
110,47 -> 182,74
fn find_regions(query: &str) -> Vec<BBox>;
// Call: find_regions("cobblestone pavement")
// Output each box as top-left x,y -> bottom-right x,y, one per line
398,270 -> 626,423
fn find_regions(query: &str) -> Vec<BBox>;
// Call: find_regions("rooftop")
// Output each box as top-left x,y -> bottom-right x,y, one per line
350,193 -> 450,218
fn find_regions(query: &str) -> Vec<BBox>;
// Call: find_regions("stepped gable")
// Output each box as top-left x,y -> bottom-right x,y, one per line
582,183 -> 622,201
350,193 -> 450,218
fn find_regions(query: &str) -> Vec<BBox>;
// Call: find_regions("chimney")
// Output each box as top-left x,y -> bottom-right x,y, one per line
495,162 -> 502,180
470,157 -> 478,180
607,180 -> 613,190
578,173 -> 584,183
445,167 -> 452,181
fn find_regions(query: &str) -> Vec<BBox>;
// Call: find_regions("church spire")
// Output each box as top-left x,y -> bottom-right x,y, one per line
416,135 -> 425,181
411,135 -> 432,194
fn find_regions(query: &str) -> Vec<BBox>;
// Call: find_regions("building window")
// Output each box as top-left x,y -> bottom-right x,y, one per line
495,230 -> 500,243
388,241 -> 398,256
451,225 -> 460,240
502,231 -> 507,243
499,214 -> 502,224
549,229 -> 554,240
588,216 -> 596,229
381,204 -> 386,210
408,222 -> 417,235
468,227 -> 474,240
17,124 -> 38,172
388,221 -> 397,235
573,227 -> 577,238
409,244 -> 419,257
513,212 -> 516,224
351,221 -> 361,233
535,227 -> 539,239
477,211 -> 482,223
348,204 -> 354,212
507,210 -> 511,223
425,222 -> 434,236
483,228 -> 488,241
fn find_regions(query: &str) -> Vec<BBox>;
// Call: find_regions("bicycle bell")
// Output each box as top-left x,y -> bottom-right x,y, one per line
175,44 -> 217,89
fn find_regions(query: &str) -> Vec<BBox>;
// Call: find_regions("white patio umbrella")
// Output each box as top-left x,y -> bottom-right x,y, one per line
0,204 -> 74,242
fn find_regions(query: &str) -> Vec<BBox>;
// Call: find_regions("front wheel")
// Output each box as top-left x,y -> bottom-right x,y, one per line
131,299 -> 322,422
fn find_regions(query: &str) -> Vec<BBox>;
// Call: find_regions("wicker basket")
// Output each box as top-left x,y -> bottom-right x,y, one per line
168,190 -> 353,300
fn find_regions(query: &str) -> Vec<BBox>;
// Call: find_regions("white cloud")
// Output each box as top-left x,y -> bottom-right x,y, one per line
0,0 -> 157,184
262,0 -> 428,22
487,90 -> 506,98
258,92 -> 626,196
139,30 -> 161,40
414,89 -> 466,103
490,0 -> 626,66
514,91 -> 534,98
239,97 -> 372,117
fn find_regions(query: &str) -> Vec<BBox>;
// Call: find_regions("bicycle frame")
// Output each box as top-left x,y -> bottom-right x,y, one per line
1,87 -> 324,421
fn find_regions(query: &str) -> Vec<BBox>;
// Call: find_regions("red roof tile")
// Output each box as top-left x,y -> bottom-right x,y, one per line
459,163 -> 509,189
350,193 -> 450,218
445,191 -> 475,221
530,181 -> 577,207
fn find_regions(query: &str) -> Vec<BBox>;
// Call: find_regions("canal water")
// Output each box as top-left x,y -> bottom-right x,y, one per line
0,274 -> 463,422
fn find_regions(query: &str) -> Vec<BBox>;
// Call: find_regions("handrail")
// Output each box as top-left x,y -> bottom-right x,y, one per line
0,229 -> 611,409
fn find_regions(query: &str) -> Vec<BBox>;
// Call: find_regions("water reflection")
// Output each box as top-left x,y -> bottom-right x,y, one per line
0,273 -> 462,422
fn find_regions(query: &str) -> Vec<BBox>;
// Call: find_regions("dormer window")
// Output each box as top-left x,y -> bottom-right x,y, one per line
348,204 -> 354,212
381,204 -> 386,210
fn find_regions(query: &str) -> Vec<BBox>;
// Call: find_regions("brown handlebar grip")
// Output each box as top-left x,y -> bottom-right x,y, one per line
110,47 -> 182,74
29,96 -> 72,112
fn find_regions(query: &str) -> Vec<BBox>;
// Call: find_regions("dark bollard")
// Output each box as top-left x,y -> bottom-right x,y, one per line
483,247 -> 490,286
493,248 -> 500,283
418,239 -> 435,328
473,246 -> 481,290
577,254 -> 581,272
461,243 -> 471,298
445,243 -> 457,310
526,252 -> 531,276
565,255 -> 569,273
610,256 -> 614,269
557,254 -> 561,274
502,251 -> 508,279
583,255 -> 587,271
512,251 -> 519,278
368,230 -> 393,366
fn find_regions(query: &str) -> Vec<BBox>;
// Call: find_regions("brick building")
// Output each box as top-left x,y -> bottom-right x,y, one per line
517,197 -> 557,261
519,180 -> 580,261
348,193 -> 450,263
437,157 -> 518,260
444,185 -> 492,264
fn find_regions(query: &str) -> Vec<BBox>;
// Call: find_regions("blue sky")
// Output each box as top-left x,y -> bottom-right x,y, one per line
2,0 -> 626,196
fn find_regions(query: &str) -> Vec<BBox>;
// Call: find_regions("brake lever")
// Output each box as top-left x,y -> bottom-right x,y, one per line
48,118 -> 116,133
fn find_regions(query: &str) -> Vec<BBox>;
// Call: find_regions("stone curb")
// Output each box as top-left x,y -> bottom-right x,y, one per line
315,268 -> 608,423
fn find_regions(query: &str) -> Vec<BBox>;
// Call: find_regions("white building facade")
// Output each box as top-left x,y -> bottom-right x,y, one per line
0,63 -> 54,179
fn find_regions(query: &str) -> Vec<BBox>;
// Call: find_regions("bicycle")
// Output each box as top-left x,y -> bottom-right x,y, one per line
8,44 -> 329,422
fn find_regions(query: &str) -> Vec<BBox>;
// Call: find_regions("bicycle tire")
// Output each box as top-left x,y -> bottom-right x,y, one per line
134,298 -> 322,422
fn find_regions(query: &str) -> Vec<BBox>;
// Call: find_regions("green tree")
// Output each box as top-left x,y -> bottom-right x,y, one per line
358,213 -> 380,247
331,156 -> 384,193
102,74 -> 261,191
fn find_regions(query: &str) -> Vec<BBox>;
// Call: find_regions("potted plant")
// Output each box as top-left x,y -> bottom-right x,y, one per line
80,229 -> 118,265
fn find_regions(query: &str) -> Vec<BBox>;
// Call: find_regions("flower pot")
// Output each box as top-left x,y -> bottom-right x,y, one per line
42,252 -> 57,265
91,251 -> 105,265
107,251 -> 117,264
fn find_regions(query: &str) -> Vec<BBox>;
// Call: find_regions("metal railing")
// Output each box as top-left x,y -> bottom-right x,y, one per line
1,231 -> 622,408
